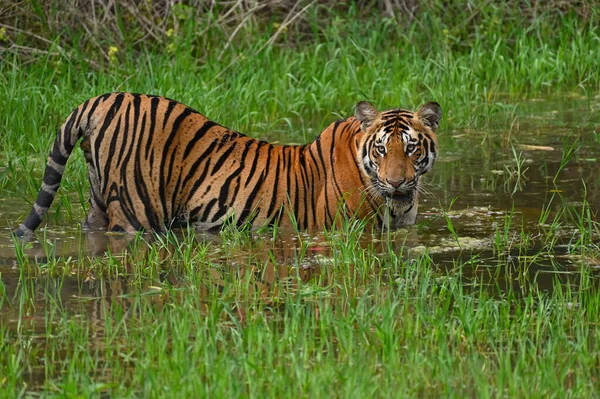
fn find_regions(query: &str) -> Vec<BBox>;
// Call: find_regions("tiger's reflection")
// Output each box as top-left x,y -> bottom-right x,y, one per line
4,224 -> 419,342
5,228 -> 343,329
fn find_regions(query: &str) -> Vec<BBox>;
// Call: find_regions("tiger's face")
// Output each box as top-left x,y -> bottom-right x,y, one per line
355,101 -> 442,204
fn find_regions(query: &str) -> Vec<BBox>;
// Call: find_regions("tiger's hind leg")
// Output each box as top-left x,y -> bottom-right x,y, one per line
82,138 -> 108,230
106,201 -> 139,233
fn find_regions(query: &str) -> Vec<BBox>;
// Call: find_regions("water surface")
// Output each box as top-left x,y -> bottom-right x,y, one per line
1,97 -> 599,386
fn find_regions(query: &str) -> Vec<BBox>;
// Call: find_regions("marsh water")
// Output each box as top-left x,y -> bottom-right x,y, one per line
1,97 -> 599,384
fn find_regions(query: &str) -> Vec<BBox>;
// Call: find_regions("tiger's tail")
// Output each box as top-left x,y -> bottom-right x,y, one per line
14,102 -> 91,237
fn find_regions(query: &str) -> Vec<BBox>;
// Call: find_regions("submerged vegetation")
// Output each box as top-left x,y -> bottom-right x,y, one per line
0,0 -> 599,396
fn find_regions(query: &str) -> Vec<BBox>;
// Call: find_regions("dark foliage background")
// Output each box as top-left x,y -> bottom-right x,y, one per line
1,0 -> 597,67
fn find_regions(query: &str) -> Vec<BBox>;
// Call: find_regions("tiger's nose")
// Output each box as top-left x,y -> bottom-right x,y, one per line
387,178 -> 405,188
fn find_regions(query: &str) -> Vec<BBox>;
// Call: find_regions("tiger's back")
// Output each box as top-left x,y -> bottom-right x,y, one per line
16,92 -> 442,235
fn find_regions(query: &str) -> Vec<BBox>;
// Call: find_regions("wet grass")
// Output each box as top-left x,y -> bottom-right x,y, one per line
1,200 -> 599,397
1,4 -> 600,397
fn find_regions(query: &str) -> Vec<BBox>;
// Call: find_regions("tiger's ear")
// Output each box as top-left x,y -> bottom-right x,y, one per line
355,101 -> 380,132
415,102 -> 442,130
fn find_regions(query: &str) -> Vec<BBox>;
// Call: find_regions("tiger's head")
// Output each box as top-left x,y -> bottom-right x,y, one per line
355,101 -> 442,205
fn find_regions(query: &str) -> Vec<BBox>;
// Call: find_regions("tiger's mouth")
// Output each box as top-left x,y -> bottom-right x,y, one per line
387,189 -> 414,204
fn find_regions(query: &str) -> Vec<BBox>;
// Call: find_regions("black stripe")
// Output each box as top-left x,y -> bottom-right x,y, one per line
292,153 -> 300,228
74,99 -> 90,129
148,149 -> 155,171
110,224 -> 126,233
50,138 -> 68,165
131,94 -> 141,152
62,107 -> 79,152
116,101 -> 132,167
216,132 -> 231,151
304,150 -> 318,227
200,198 -> 218,222
94,93 -> 125,188
428,139 -> 436,158
238,172 -> 265,226
159,108 -> 193,220
43,165 -> 62,186
297,147 -> 310,229
129,96 -> 161,230
227,141 -> 252,206
134,152 -> 162,231
166,146 -> 178,188
183,121 -> 217,159
244,141 -> 266,188
23,209 -> 42,230
284,147 -> 292,200
36,189 -> 54,208
265,151 -> 282,220
189,205 -> 204,222
328,122 -> 345,200
211,141 -> 252,223
315,134 -> 332,225
146,96 -> 160,157
182,157 -> 214,212
86,94 -> 107,125
162,101 -> 178,129
166,148 -> 179,217
211,186 -> 231,223
238,144 -> 272,224
210,142 -> 237,176
181,140 -> 218,202
115,99 -> 144,229
307,146 -> 321,180
282,147 -> 297,224
161,106 -> 193,164
118,185 -> 143,231
138,110 -> 147,156
106,183 -> 120,203
131,118 -> 161,230
102,117 -> 122,194
229,175 -> 242,208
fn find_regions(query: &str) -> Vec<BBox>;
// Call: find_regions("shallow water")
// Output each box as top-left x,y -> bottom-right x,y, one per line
1,97 -> 599,386
1,97 -> 599,276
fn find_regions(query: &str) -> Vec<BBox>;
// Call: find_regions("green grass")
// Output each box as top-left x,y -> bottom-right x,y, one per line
1,3 -> 600,397
1,213 -> 599,397
0,4 -> 597,206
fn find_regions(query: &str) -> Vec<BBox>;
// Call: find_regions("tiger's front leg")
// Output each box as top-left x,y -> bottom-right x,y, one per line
388,198 -> 419,229
398,202 -> 418,226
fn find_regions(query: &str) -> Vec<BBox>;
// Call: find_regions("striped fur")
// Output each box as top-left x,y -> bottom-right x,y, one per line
15,93 -> 441,235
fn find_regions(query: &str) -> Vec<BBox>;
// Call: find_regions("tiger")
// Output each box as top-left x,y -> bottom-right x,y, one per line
15,92 -> 442,236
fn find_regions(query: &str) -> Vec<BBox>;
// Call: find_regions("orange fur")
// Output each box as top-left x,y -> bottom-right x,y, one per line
16,93 -> 441,235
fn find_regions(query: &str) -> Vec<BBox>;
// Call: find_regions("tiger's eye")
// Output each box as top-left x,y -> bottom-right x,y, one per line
375,145 -> 386,155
